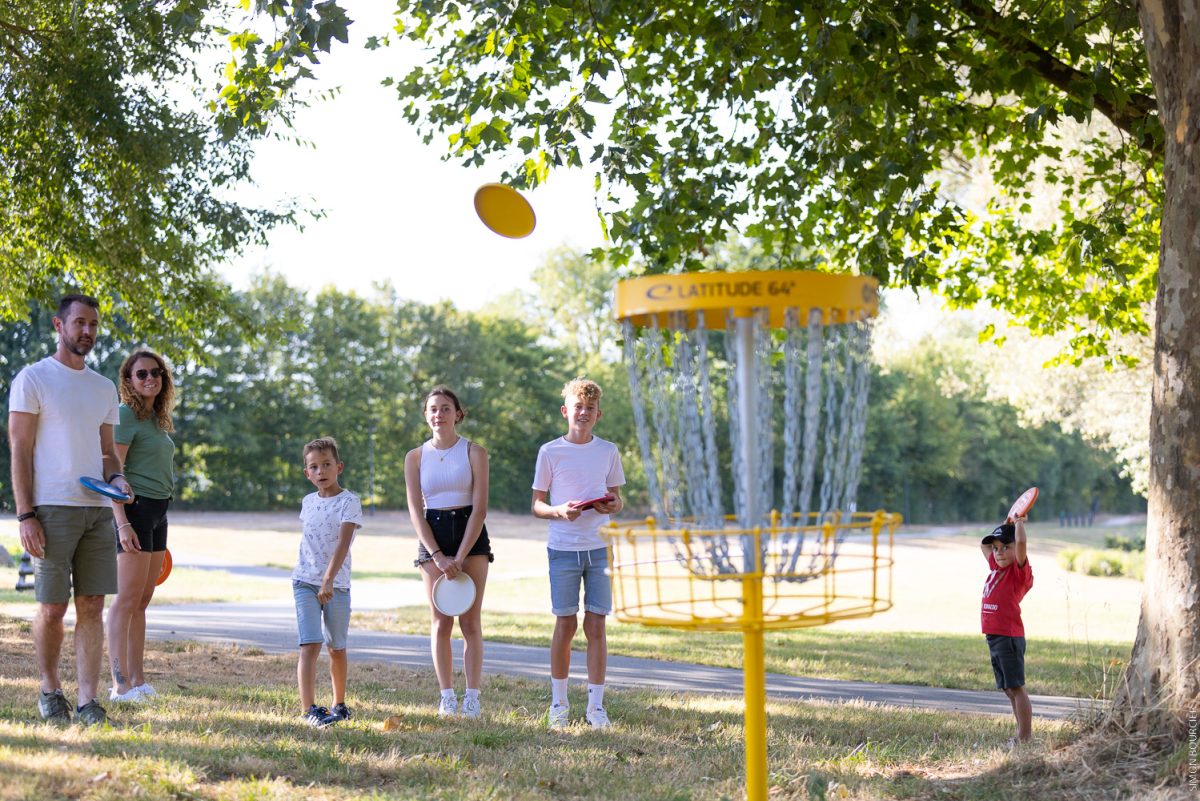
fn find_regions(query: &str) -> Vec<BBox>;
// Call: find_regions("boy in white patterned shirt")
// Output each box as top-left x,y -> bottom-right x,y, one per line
293,436 -> 362,728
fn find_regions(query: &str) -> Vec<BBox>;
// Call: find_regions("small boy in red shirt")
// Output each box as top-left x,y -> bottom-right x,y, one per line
980,513 -> 1034,742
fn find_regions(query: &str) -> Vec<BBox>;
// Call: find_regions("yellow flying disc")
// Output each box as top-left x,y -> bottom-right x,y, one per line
474,183 -> 536,238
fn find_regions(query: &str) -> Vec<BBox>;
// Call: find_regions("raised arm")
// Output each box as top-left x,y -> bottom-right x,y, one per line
1012,514 -> 1028,567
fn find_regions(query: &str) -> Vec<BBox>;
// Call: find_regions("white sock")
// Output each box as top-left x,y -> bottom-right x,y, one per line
464,688 -> 480,700
587,683 -> 605,712
441,688 -> 456,701
551,677 -> 569,708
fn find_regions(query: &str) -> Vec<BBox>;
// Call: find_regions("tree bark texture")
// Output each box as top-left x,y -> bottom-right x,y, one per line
1118,0 -> 1200,739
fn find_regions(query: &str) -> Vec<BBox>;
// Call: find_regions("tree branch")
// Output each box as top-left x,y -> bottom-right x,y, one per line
956,0 -> 1161,158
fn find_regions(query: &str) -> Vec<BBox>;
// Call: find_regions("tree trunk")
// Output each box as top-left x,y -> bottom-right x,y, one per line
1116,0 -> 1200,740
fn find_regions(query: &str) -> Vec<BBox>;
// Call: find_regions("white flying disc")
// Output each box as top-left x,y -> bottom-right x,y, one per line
432,573 -> 477,616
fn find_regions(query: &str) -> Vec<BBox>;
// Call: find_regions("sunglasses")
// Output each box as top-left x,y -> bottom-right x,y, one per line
134,368 -> 164,380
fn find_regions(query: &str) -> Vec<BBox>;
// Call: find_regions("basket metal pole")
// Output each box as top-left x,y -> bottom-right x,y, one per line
742,570 -> 767,801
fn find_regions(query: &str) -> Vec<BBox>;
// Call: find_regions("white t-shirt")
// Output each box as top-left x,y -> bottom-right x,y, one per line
532,436 -> 625,551
7,356 -> 120,507
294,489 -> 363,590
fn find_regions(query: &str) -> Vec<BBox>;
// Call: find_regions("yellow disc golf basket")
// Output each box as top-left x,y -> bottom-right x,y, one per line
610,271 -> 901,801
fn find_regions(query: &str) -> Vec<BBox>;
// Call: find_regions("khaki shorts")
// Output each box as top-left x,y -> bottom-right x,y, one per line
32,506 -> 118,604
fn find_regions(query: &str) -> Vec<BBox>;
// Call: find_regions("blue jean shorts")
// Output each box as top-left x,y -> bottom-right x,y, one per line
293,580 -> 351,650
548,546 -> 611,616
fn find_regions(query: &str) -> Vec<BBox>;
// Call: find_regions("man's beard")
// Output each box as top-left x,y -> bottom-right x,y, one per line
64,335 -> 94,357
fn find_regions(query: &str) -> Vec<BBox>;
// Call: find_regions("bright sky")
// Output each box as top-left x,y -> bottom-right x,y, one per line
223,2 -> 606,309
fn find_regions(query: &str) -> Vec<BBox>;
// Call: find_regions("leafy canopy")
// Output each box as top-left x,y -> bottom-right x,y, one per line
0,0 -> 349,351
388,0 -> 1160,363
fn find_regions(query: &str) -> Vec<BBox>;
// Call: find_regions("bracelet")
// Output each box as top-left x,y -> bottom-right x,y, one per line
17,511 -> 36,522
117,523 -> 134,532
107,472 -> 125,483
431,549 -> 443,556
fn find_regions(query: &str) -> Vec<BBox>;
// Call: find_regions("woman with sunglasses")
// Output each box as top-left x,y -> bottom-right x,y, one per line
106,350 -> 176,702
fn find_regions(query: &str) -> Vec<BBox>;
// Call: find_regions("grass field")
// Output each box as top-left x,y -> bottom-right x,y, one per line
354,607 -> 1129,700
0,616 -> 1188,801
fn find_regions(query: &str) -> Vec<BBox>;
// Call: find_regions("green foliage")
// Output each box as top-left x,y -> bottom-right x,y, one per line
389,0 -> 1160,361
1104,534 -> 1145,552
0,1 -> 349,353
859,338 -> 1143,523
1059,546 -> 1145,580
1,251 -> 1143,519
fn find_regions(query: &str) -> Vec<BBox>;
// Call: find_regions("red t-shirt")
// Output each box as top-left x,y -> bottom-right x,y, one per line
980,553 -> 1034,636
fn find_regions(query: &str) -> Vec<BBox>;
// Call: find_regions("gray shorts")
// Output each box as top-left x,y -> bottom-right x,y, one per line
986,634 -> 1026,689
32,505 -> 118,604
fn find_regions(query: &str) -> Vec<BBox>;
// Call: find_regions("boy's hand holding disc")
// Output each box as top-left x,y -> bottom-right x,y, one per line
1006,486 -> 1038,523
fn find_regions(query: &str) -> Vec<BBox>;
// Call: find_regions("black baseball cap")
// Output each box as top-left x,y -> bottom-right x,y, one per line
981,523 -> 1015,545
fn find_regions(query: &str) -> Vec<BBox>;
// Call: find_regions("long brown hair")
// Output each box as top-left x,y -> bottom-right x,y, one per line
118,350 -> 176,432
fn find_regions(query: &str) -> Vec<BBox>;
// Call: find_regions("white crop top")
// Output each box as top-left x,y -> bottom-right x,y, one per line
420,437 -> 474,509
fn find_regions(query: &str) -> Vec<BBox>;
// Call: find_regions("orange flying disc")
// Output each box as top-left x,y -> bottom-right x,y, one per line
156,549 -> 172,586
474,183 -> 536,238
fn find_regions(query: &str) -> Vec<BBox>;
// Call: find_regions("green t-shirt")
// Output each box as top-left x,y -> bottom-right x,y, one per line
114,404 -> 175,499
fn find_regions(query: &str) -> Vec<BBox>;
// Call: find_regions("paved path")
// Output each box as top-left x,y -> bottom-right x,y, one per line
133,600 -> 1098,722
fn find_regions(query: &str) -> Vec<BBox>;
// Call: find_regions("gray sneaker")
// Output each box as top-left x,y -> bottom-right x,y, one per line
38,689 -> 71,725
75,699 -> 108,727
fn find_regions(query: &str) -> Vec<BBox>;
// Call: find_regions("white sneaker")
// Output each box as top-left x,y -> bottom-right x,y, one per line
437,694 -> 458,717
108,686 -> 142,703
547,703 -> 570,729
134,683 -> 158,699
461,695 -> 482,719
586,707 -> 612,729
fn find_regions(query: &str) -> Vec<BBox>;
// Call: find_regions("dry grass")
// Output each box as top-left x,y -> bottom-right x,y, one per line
0,615 -> 1189,800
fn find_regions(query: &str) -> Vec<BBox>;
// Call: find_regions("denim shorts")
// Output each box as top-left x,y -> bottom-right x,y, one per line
548,546 -> 611,616
32,505 -> 118,604
293,580 -> 351,650
986,634 -> 1026,689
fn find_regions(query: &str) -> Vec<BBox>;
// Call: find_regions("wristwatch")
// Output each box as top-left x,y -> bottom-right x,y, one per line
17,511 -> 36,522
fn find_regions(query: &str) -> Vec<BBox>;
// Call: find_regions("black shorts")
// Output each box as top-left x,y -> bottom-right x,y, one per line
986,634 -> 1026,689
116,496 -> 171,553
414,506 -> 494,567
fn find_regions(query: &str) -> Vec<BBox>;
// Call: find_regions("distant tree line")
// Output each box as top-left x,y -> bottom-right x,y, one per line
0,272 -> 1142,522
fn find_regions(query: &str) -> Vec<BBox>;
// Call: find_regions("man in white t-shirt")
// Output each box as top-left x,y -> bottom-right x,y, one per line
8,295 -> 132,727
532,377 -> 625,730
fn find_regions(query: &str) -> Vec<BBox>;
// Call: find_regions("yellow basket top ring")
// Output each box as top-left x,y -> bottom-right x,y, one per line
615,270 -> 880,328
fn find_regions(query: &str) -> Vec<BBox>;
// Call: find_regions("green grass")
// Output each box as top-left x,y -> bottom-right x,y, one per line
0,616 -> 1097,801
0,614 -> 1184,801
354,607 -> 1131,700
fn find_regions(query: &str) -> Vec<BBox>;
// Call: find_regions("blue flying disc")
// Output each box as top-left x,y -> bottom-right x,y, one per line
79,476 -> 130,502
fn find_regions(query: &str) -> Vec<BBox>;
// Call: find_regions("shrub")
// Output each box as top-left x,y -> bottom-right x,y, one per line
1103,534 -> 1145,552
1061,547 -> 1145,580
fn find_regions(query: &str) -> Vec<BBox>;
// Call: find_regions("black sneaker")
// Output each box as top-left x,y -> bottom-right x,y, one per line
75,699 -> 109,727
330,702 -> 352,722
302,704 -> 336,728
38,689 -> 71,725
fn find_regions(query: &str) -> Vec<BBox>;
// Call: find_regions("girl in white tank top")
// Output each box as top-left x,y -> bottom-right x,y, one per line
403,386 -> 491,719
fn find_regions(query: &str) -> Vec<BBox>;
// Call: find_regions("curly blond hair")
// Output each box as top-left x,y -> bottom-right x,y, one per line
118,350 -> 176,433
562,377 -> 602,405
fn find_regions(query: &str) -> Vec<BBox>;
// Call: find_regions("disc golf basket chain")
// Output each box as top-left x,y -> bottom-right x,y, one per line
608,271 -> 901,801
